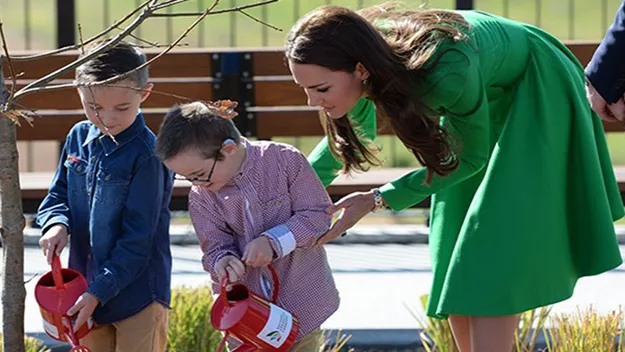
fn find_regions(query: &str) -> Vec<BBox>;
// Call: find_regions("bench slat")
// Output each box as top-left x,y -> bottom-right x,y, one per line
16,109 -> 169,140
14,81 -> 213,110
4,49 -> 213,79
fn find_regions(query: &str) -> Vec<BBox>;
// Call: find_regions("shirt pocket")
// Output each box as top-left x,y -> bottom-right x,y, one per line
64,157 -> 88,196
94,168 -> 131,206
261,193 -> 291,227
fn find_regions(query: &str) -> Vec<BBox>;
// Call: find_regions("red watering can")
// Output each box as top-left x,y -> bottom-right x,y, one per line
34,253 -> 92,352
210,265 -> 300,352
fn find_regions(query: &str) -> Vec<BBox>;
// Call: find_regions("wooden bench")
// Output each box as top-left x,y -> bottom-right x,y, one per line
5,42 -> 625,213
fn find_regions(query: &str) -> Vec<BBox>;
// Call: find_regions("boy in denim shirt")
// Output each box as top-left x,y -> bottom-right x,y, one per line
37,41 -> 173,352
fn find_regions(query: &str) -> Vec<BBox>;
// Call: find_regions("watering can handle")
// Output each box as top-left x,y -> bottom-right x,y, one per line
51,253 -> 65,290
268,265 -> 280,304
220,278 -> 230,308
219,264 -> 281,305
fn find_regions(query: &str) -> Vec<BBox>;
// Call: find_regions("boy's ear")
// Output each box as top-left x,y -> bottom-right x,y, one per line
140,83 -> 154,103
221,139 -> 238,155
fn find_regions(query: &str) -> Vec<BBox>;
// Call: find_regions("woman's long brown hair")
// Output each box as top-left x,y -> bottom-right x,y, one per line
285,3 -> 469,183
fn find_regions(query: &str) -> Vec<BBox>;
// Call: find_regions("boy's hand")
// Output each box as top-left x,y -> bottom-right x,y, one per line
242,236 -> 274,268
215,255 -> 245,283
38,224 -> 69,265
67,292 -> 99,332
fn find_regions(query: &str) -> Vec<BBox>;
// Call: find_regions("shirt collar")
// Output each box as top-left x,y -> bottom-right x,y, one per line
82,112 -> 147,155
227,137 -> 252,184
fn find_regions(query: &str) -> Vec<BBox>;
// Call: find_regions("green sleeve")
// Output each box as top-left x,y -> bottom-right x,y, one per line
380,42 -> 491,211
308,97 -> 377,187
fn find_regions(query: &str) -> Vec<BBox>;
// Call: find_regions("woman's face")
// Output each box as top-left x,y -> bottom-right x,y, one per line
288,61 -> 367,119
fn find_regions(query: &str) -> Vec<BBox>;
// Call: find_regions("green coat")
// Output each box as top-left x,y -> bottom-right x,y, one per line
308,10 -> 624,318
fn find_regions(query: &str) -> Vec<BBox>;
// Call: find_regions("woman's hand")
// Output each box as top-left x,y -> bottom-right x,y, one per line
586,80 -> 625,122
315,191 -> 375,245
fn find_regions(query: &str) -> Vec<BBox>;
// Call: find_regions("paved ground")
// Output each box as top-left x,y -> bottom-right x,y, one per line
6,241 -> 625,350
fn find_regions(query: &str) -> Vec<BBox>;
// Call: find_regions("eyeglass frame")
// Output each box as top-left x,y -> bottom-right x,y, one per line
174,148 -> 221,183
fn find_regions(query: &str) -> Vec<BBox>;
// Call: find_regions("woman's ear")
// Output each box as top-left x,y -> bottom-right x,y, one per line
355,62 -> 370,80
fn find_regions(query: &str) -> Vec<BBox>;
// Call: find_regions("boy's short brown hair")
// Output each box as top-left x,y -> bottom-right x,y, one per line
156,101 -> 242,161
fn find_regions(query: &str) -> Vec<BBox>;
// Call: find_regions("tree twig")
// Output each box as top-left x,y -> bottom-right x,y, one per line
153,0 -> 192,11
13,1 -> 157,100
0,23 -> 18,110
239,9 -> 282,32
68,0 -> 221,90
151,0 -> 278,17
78,24 -> 85,54
86,84 -> 117,144
9,0 -> 153,62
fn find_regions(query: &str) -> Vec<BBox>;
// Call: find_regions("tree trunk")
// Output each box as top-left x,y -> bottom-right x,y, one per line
0,64 -> 26,352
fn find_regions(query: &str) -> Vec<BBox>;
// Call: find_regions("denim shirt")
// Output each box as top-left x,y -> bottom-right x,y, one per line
37,114 -> 174,324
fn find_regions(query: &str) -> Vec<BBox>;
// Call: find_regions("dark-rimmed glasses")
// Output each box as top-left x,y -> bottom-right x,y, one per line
174,152 -> 219,183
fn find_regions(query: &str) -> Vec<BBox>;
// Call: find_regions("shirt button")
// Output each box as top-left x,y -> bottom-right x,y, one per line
105,175 -> 111,181
76,166 -> 82,172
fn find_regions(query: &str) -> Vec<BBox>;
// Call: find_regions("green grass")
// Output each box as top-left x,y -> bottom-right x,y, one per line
0,0 -> 623,50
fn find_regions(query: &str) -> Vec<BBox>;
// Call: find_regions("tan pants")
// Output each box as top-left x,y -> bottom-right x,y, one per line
79,302 -> 169,352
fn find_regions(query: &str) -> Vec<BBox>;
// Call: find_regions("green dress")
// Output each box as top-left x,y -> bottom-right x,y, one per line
308,10 -> 624,319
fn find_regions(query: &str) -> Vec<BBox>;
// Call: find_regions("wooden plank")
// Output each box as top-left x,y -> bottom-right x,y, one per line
565,41 -> 599,67
254,79 -> 307,106
13,80 -> 213,110
252,51 -> 290,76
253,108 -> 394,138
3,49 -> 213,79
604,121 -> 625,132
15,109 -> 170,141
19,166 -> 625,205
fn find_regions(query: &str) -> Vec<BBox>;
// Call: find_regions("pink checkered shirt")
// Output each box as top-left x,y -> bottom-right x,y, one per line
188,139 -> 340,339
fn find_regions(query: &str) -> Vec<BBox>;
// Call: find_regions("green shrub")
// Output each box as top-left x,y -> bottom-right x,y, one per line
0,334 -> 50,352
545,307 -> 624,352
167,286 -> 223,352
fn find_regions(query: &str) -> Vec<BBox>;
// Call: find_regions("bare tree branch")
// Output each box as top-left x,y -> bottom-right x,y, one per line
112,24 -> 189,49
9,0 -> 283,106
9,0 -> 153,62
78,24 -> 86,54
13,2 -> 158,100
0,23 -> 18,110
153,0 -> 192,11
239,9 -> 282,32
86,85 -> 118,144
66,0 -> 222,91
151,0 -> 278,17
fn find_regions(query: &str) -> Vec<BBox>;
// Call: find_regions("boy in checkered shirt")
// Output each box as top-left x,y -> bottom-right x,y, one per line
156,101 -> 339,351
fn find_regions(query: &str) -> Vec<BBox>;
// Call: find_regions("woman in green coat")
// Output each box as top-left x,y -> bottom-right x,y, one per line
286,4 -> 624,351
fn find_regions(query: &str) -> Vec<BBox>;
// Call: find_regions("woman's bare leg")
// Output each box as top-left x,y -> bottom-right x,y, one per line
449,314 -> 472,352
470,315 -> 518,352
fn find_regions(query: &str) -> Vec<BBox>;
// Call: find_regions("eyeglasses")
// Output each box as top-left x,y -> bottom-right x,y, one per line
174,153 -> 219,183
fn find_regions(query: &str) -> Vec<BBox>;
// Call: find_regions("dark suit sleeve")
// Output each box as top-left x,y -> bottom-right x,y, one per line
585,0 -> 625,104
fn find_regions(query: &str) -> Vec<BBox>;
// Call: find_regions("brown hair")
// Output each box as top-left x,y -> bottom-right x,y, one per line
75,40 -> 149,88
285,3 -> 469,183
156,101 -> 242,161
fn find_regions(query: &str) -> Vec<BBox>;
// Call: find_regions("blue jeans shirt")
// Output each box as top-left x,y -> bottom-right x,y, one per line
37,113 -> 173,324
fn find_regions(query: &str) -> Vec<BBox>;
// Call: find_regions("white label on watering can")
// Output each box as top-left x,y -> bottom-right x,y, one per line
42,319 -> 60,339
257,303 -> 293,348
